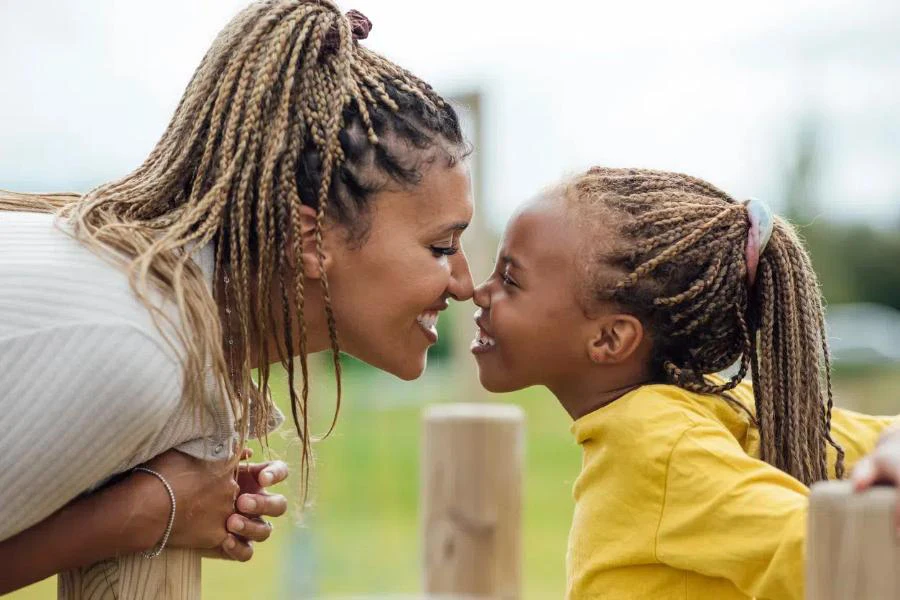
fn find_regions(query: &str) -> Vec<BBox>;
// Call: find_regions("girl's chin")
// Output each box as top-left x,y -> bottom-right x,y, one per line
476,369 -> 525,394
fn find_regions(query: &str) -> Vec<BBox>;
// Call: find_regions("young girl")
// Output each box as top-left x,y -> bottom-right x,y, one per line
470,167 -> 899,600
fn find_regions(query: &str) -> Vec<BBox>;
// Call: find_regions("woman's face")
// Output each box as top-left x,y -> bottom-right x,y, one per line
326,162 -> 475,380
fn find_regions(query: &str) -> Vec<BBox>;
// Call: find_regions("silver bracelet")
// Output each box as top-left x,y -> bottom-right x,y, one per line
132,466 -> 177,559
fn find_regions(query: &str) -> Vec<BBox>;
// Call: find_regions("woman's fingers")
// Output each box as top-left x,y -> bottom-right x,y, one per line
239,460 -> 289,487
236,492 -> 287,518
227,514 -> 273,542
221,534 -> 254,562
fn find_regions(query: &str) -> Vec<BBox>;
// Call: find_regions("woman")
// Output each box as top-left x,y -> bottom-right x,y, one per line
0,0 -> 474,592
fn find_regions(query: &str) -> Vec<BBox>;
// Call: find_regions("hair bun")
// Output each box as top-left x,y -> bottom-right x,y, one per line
346,9 -> 372,41
323,9 -> 372,55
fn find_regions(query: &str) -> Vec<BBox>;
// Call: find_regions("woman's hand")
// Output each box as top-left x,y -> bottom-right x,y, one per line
0,447 -> 268,593
134,447 -> 291,562
142,448 -> 289,562
215,448 -> 290,562
136,449 -> 239,552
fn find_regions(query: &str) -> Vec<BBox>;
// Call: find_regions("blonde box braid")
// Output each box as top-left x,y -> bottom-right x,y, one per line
1,0 -> 467,499
567,167 -> 844,486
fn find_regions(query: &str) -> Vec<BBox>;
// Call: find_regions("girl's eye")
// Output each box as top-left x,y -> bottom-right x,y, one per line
501,272 -> 517,287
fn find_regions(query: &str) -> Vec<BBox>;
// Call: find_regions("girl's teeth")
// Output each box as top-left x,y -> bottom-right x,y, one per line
475,328 -> 496,347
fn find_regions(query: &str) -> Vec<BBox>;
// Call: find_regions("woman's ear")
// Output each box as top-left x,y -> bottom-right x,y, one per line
586,314 -> 645,365
289,204 -> 333,280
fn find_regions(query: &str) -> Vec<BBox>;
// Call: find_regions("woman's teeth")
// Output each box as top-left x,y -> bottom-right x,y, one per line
417,311 -> 439,332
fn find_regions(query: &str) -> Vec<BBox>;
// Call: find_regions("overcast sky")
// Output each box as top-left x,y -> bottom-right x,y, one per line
2,0 -> 899,230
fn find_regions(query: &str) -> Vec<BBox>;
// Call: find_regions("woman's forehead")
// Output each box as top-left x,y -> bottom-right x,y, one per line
372,162 -> 473,231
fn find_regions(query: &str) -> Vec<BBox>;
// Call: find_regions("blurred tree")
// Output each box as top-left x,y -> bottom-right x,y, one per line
781,118 -> 900,311
783,116 -> 822,224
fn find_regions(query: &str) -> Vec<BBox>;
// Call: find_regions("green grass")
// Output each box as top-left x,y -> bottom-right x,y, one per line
831,364 -> 900,416
9,363 -> 579,599
11,363 -> 899,599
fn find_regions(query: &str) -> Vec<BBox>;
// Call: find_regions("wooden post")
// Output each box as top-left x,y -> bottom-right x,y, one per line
807,480 -> 900,599
58,549 -> 201,600
421,404 -> 524,600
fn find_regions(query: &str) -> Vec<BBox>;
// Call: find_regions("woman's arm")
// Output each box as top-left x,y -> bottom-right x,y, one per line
0,449 -> 289,594
0,463 -> 172,593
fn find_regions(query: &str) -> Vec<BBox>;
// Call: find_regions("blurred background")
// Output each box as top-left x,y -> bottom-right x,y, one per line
3,0 -> 900,597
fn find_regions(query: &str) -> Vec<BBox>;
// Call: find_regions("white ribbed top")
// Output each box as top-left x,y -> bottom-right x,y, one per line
0,210 -> 280,542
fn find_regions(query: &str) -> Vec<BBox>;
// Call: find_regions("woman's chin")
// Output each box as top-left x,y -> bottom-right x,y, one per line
342,344 -> 428,381
382,353 -> 428,381
394,364 -> 426,381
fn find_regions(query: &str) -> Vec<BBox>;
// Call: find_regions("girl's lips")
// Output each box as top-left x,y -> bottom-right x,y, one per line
471,322 -> 496,355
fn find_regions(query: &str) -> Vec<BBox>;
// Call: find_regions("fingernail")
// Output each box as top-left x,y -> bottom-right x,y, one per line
225,536 -> 236,550
242,498 -> 258,512
232,518 -> 244,531
261,471 -> 274,485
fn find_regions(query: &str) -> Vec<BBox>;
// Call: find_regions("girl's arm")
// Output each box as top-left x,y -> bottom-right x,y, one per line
655,423 -> 812,600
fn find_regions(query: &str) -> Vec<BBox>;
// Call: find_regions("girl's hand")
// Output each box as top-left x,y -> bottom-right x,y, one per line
852,426 -> 900,531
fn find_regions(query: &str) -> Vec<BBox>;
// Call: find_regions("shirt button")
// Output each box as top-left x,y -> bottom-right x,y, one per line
214,443 -> 224,455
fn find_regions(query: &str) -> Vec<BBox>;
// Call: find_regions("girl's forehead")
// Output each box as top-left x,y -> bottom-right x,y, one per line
500,198 -> 582,268
505,194 -> 572,239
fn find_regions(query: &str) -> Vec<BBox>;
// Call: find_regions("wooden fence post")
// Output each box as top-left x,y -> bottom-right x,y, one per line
421,403 -> 524,600
58,549 -> 201,600
807,480 -> 900,599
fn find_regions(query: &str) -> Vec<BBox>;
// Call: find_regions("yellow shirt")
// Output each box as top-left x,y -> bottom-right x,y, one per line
567,381 -> 896,600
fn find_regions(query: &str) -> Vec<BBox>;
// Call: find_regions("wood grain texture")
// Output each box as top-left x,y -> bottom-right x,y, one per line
422,404 -> 524,600
58,549 -> 200,600
807,481 -> 900,599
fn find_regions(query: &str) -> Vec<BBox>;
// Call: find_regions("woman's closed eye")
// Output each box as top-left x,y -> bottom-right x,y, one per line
430,244 -> 459,257
430,235 -> 460,258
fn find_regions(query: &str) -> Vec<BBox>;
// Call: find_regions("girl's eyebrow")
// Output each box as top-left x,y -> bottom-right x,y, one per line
501,255 -> 524,270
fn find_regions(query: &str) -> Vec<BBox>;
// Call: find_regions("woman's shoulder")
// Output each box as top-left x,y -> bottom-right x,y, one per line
0,210 -> 193,363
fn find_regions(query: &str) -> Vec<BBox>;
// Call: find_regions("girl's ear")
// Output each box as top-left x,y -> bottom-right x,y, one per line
586,314 -> 645,365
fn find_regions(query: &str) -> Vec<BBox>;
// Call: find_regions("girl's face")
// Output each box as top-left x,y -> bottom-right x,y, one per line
327,162 -> 475,380
471,196 -> 596,393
